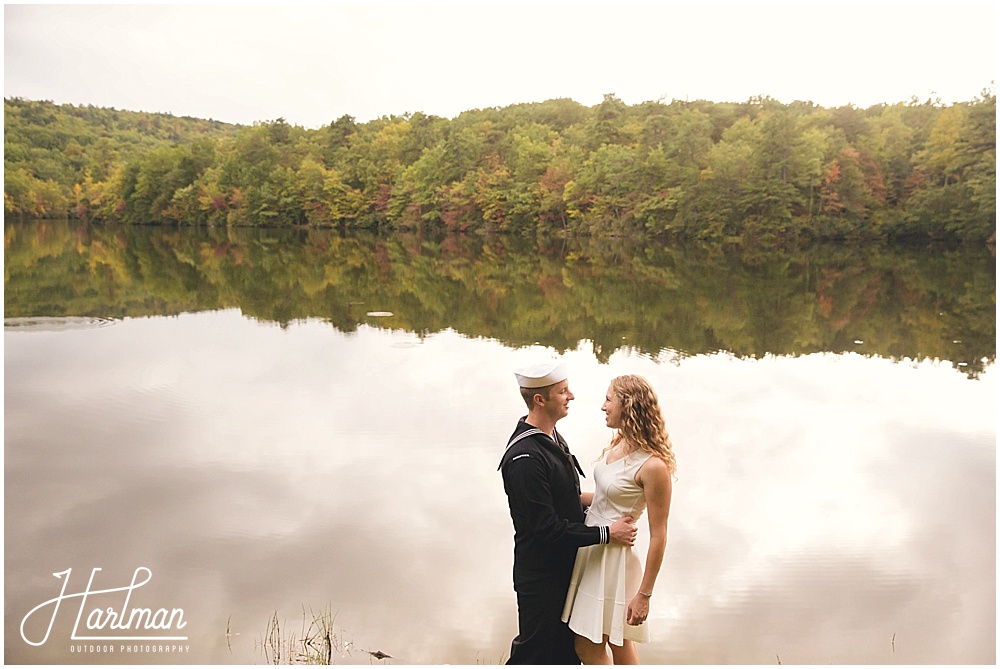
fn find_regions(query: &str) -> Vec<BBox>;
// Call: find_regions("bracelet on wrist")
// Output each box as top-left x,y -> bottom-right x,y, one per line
638,590 -> 653,598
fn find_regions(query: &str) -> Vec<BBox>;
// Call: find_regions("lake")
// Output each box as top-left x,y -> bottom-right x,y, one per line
4,220 -> 995,664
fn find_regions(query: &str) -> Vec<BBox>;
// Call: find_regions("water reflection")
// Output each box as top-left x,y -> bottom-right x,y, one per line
2,316 -> 120,331
4,219 -> 995,376
3,221 -> 996,664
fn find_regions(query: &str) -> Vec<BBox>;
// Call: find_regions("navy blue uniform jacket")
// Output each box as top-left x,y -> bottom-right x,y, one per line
498,418 -> 606,591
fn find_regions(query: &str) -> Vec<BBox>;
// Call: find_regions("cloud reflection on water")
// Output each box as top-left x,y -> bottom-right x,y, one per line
4,311 -> 994,664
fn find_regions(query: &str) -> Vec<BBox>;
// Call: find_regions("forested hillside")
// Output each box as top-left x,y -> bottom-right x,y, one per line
4,99 -> 238,222
4,92 -> 995,241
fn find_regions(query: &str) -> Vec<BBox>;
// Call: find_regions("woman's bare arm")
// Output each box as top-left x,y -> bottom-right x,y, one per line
627,457 -> 672,626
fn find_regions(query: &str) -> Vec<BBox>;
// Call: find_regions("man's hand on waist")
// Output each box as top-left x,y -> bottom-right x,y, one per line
608,516 -> 637,546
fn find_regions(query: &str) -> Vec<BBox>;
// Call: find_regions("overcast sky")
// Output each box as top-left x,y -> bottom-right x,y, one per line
4,2 -> 997,129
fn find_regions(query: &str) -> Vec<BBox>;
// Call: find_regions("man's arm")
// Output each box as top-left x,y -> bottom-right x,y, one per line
504,455 -> 635,549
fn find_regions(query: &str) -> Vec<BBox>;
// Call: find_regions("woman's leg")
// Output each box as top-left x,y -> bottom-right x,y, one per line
574,634 -> 612,665
609,639 -> 639,665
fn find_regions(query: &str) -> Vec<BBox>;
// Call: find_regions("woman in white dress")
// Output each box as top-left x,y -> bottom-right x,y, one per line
561,374 -> 676,664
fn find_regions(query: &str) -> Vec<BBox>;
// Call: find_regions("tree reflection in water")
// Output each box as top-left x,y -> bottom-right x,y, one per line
4,219 -> 994,377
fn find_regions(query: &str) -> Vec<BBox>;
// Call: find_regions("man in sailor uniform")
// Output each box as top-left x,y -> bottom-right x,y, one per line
499,360 -> 637,664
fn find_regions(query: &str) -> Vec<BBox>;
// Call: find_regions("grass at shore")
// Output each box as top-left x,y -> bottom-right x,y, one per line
258,605 -> 400,665
260,605 -> 341,664
255,605 -> 511,664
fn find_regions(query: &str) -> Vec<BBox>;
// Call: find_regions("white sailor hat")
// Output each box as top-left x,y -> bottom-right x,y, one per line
514,360 -> 568,389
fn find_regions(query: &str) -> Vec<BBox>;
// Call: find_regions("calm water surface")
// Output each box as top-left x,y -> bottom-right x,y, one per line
4,221 -> 995,664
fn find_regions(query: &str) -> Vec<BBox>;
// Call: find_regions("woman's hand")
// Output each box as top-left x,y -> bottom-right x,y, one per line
626,593 -> 650,626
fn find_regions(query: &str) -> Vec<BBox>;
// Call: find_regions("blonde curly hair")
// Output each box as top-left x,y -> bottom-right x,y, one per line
603,374 -> 677,475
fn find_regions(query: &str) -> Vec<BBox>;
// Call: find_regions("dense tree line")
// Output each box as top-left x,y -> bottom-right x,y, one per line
4,91 -> 995,241
4,99 -> 239,218
5,220 -> 994,377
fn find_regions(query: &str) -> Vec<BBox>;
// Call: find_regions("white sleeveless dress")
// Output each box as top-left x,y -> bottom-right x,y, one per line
561,449 -> 653,645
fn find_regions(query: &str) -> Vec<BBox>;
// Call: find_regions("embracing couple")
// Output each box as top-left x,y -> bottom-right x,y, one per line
499,360 -> 676,665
